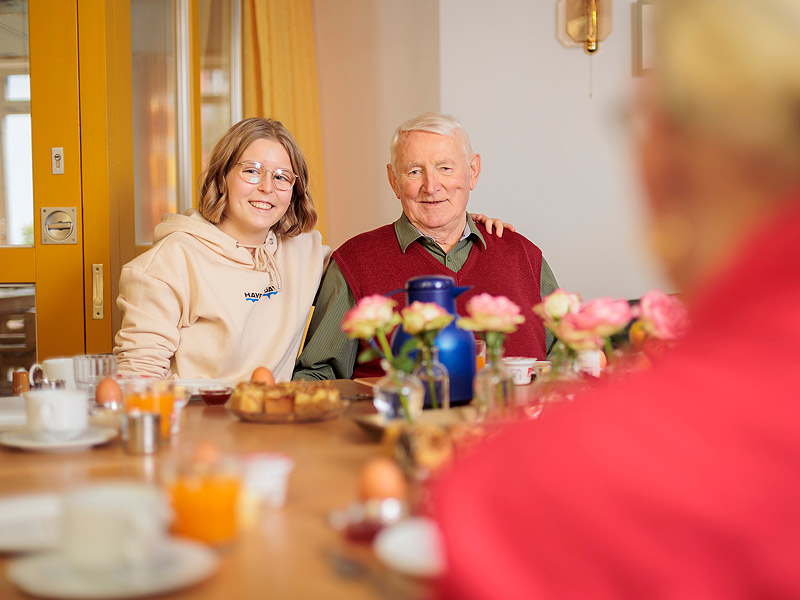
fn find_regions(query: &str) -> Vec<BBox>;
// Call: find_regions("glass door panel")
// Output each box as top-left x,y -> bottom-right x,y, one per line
131,0 -> 179,245
0,2 -> 35,387
131,0 -> 240,247
0,283 -> 34,393
0,1 -> 32,248
200,0 -> 239,167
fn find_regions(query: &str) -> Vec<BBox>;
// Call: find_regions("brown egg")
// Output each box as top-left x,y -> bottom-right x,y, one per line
251,366 -> 275,385
95,377 -> 123,407
358,456 -> 408,501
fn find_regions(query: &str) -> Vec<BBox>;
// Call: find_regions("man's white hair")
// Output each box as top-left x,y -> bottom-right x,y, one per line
389,112 -> 474,170
658,0 -> 800,164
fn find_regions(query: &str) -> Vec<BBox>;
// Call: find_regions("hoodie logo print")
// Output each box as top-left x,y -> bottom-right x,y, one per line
244,285 -> 280,303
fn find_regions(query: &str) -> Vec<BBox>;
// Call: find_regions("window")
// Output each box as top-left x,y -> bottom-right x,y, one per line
131,0 -> 241,245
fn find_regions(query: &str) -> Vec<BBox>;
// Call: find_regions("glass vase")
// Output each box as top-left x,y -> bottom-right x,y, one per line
372,360 -> 424,423
472,344 -> 514,421
413,346 -> 450,411
524,343 -> 583,419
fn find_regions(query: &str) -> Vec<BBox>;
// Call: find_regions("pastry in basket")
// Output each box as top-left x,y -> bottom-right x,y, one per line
229,381 -> 341,416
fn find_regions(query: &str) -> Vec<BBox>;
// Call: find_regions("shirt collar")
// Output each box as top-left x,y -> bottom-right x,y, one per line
394,212 -> 487,252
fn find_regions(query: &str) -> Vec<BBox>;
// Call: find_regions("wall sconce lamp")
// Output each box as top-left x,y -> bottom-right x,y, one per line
557,0 -> 613,54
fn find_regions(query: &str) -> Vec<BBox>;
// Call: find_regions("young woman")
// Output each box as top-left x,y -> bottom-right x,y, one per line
115,117 -> 510,382
115,118 -> 326,382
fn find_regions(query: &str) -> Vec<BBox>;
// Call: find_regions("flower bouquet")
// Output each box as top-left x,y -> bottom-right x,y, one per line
457,293 -> 526,419
529,288 -> 689,416
342,295 -> 422,422
530,289 -> 632,416
400,301 -> 454,410
626,290 -> 689,366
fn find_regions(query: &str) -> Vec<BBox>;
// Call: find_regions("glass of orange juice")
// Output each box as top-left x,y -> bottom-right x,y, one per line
124,379 -> 175,441
475,339 -> 487,372
165,443 -> 241,546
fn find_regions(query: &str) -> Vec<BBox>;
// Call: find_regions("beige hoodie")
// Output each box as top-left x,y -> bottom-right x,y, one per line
114,210 -> 330,382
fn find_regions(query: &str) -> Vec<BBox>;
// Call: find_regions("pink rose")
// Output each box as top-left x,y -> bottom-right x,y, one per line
637,290 -> 689,341
457,294 -> 525,334
551,313 -> 605,351
569,297 -> 632,338
341,295 -> 401,339
401,301 -> 454,335
533,288 -> 582,321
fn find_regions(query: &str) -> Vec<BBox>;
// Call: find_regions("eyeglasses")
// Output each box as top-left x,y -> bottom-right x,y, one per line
235,161 -> 297,191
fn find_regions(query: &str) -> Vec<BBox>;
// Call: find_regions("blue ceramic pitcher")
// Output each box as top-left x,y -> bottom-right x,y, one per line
390,275 -> 476,406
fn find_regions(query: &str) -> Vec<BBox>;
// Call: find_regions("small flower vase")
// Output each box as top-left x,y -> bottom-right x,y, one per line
525,342 -> 583,419
472,343 -> 514,421
373,360 -> 424,423
413,346 -> 450,410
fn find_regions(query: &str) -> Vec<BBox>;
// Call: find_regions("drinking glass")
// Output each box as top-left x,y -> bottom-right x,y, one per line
164,444 -> 242,545
475,340 -> 487,372
73,354 -> 117,406
123,379 -> 175,441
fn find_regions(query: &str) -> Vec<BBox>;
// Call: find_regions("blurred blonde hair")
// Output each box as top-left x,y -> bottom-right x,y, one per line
657,0 -> 800,166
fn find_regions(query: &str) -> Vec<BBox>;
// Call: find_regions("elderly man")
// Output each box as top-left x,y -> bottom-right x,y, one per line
293,112 -> 558,381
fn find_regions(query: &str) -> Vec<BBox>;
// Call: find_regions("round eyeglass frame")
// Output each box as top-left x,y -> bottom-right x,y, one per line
235,161 -> 297,191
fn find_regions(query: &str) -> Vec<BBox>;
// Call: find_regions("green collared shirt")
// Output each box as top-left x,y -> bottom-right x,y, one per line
293,214 -> 558,381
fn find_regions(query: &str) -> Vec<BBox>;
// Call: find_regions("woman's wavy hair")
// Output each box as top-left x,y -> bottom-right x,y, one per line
198,118 -> 317,237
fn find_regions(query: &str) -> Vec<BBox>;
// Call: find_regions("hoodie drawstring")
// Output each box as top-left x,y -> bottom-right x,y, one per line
237,242 -> 283,291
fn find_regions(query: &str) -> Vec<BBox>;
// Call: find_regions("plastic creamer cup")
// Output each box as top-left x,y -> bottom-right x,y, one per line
501,357 -> 538,385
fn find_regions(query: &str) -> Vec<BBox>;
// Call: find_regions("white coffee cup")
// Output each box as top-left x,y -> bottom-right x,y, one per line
61,482 -> 172,572
29,357 -> 76,390
24,389 -> 88,441
501,357 -> 538,385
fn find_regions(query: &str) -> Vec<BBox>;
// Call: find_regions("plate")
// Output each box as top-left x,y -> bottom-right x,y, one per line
172,379 -> 235,401
353,406 -> 477,442
373,517 -> 446,578
6,537 -> 218,599
0,426 -> 117,452
226,403 -> 346,424
0,493 -> 61,553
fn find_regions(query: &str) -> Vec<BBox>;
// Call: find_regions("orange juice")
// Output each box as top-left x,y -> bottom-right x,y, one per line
124,381 -> 174,440
154,391 -> 174,439
475,340 -> 487,372
169,474 -> 240,545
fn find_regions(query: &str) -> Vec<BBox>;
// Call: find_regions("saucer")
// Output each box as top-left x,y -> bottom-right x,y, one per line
172,379 -> 235,401
0,493 -> 61,553
0,426 -> 117,452
7,537 -> 218,599
373,517 -> 446,578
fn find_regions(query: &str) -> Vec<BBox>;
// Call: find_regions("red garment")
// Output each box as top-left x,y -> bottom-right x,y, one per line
333,223 -> 547,377
434,201 -> 800,599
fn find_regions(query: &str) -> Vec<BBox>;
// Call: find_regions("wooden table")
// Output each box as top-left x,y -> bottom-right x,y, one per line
0,381 -> 431,600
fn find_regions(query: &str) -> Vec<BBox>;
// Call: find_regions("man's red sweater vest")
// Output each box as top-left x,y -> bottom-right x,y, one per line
333,223 -> 547,378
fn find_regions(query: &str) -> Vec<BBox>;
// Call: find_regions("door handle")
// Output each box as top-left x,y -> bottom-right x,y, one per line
92,264 -> 104,320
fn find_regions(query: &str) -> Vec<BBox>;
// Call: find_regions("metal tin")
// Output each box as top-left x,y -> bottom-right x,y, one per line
125,412 -> 160,455
12,371 -> 30,396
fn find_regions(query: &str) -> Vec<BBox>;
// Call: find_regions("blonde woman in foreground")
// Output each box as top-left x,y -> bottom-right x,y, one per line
435,0 -> 800,597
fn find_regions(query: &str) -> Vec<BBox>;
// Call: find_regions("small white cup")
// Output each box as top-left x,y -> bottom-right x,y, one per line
61,482 -> 172,573
24,389 -> 88,441
577,349 -> 604,377
29,357 -> 76,390
501,357 -> 538,385
243,453 -> 294,508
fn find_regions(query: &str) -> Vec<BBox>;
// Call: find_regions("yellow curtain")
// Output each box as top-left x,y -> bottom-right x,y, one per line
243,0 -> 327,241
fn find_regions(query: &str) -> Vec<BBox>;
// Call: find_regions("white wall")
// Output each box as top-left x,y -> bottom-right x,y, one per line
314,0 -> 669,300
312,0 -> 440,248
